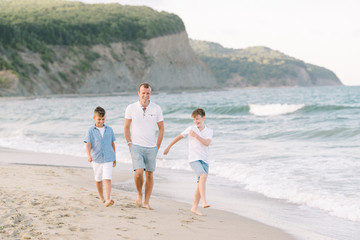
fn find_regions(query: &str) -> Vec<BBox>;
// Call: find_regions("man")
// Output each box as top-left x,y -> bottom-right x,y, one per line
124,82 -> 164,210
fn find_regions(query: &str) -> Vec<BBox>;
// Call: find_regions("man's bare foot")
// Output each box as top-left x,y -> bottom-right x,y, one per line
135,198 -> 142,207
143,203 -> 153,210
191,208 -> 203,216
202,204 -> 211,208
105,199 -> 114,207
99,197 -> 105,204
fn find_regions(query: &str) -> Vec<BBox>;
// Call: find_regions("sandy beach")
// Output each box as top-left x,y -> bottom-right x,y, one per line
0,148 -> 295,240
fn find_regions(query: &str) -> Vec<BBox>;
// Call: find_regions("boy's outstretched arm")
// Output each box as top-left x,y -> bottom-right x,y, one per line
163,135 -> 183,155
86,142 -> 93,162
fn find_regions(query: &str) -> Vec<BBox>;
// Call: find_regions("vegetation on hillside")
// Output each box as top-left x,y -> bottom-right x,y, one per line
0,0 -> 185,93
190,40 -> 340,87
0,0 -> 184,47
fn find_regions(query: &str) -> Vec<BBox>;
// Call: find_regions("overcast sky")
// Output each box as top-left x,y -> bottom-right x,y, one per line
81,0 -> 360,86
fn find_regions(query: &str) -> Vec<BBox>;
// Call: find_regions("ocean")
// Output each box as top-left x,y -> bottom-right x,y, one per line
1,86 -> 359,240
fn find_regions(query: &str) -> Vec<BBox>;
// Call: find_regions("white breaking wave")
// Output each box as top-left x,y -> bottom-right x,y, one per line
211,162 -> 360,222
249,104 -> 305,116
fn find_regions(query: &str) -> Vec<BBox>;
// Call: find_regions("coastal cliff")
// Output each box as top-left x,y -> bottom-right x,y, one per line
190,40 -> 342,88
0,32 -> 217,96
77,32 -> 217,94
0,0 -> 216,96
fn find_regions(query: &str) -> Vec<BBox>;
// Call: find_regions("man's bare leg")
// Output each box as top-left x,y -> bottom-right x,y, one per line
104,179 -> 114,207
96,181 -> 104,203
134,169 -> 144,207
144,171 -> 154,210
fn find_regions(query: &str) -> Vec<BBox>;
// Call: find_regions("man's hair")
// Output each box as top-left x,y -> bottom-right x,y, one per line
94,106 -> 106,117
191,108 -> 206,118
138,82 -> 152,91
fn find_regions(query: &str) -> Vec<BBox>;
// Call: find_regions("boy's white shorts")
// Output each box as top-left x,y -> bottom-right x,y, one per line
92,161 -> 113,182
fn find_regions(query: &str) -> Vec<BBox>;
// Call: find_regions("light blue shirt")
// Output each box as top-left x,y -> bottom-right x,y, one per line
84,125 -> 116,163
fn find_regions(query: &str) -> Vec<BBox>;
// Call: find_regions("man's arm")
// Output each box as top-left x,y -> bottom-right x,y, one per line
124,118 -> 132,148
157,121 -> 164,149
189,130 -> 212,146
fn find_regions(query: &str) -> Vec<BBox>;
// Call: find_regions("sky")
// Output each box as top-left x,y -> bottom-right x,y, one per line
81,0 -> 360,86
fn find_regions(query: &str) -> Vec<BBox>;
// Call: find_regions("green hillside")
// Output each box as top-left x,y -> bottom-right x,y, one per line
0,0 -> 185,90
0,0 -> 185,46
190,40 -> 342,87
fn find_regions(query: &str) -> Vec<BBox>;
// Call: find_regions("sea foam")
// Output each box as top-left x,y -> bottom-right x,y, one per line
249,104 -> 305,116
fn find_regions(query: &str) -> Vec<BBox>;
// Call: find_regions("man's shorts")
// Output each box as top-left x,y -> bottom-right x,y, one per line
189,160 -> 209,182
92,161 -> 113,182
130,144 -> 158,172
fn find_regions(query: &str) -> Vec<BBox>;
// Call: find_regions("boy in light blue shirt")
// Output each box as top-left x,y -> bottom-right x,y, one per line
84,106 -> 116,207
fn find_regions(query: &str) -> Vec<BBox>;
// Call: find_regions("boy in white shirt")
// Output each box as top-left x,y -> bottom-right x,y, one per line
163,108 -> 213,215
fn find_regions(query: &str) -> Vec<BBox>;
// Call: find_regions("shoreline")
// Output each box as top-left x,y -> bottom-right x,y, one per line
0,85 -> 352,101
0,148 -> 296,240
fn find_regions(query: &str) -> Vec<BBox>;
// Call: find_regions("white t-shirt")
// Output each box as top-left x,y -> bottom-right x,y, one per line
125,101 -> 163,147
96,126 -> 105,137
181,125 -> 213,163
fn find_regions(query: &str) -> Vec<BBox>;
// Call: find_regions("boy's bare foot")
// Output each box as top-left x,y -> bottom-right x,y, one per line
202,204 -> 211,208
191,208 -> 203,216
143,204 -> 153,210
105,199 -> 114,207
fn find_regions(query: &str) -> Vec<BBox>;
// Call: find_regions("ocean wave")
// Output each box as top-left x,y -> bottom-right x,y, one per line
210,162 -> 360,222
165,103 -> 360,117
249,104 -> 305,116
207,105 -> 250,115
301,104 -> 360,114
257,127 -> 360,141
164,105 -> 250,116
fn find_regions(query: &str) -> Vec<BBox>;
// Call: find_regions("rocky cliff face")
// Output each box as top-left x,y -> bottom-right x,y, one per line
0,31 -> 217,96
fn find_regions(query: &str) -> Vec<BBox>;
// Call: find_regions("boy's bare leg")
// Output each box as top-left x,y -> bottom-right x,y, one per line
199,173 -> 210,208
134,169 -> 144,207
104,179 -> 114,207
191,184 -> 203,215
95,181 -> 104,203
144,171 -> 154,210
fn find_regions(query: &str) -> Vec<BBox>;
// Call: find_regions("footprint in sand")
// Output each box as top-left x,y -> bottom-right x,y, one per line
31,200 -> 40,206
69,226 -> 79,232
116,227 -> 128,231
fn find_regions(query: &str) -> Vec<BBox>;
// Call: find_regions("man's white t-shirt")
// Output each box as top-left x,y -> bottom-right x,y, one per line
181,125 -> 213,164
125,101 -> 163,147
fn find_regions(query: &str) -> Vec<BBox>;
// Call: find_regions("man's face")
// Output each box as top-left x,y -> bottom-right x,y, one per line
93,114 -> 105,127
138,86 -> 151,105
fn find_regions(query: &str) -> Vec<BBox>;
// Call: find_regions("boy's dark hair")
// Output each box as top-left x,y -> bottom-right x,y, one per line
192,108 -> 206,118
94,106 -> 106,117
138,82 -> 152,91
